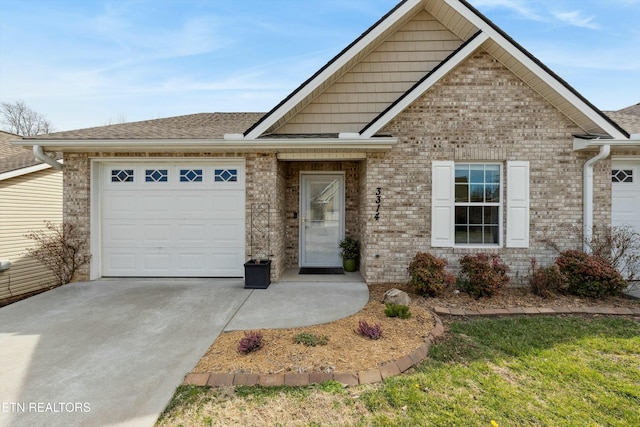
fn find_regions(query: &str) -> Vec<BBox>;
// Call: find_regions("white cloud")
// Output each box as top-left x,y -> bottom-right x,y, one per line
552,10 -> 600,30
472,0 -> 543,21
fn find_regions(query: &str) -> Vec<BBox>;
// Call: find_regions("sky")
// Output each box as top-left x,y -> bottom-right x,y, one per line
0,0 -> 639,132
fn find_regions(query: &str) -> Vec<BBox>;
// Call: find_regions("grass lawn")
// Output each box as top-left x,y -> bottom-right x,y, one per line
156,316 -> 640,426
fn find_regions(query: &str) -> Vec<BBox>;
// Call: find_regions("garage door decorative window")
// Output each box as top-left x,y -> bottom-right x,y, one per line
180,169 -> 203,182
145,169 -> 168,182
612,169 -> 633,183
111,169 -> 134,183
215,169 -> 238,182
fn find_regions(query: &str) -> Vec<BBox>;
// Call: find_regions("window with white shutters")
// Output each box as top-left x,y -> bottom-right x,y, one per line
431,160 -> 529,248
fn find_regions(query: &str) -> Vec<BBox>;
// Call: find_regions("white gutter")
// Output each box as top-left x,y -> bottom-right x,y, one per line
33,145 -> 63,170
583,144 -> 610,252
15,137 -> 397,153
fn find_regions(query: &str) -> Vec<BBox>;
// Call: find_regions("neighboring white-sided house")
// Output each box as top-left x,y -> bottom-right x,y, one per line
0,130 -> 63,301
14,0 -> 640,285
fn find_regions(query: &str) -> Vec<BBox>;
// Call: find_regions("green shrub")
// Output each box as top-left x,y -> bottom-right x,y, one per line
555,250 -> 627,298
407,252 -> 455,297
528,258 -> 567,298
458,253 -> 509,298
384,303 -> 411,319
293,332 -> 329,347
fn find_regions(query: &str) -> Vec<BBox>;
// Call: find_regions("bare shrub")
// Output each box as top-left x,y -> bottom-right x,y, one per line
545,223 -> 640,281
24,221 -> 91,286
528,257 -> 567,298
587,224 -> 640,281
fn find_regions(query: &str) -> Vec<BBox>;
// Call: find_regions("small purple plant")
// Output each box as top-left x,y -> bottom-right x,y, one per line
356,320 -> 383,340
238,331 -> 263,354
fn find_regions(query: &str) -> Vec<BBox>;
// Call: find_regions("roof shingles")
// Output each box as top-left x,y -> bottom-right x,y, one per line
29,113 -> 265,140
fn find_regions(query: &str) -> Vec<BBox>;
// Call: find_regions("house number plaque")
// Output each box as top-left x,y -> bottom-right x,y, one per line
375,187 -> 381,221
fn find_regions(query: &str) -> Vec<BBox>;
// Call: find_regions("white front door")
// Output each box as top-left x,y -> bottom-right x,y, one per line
300,173 -> 345,267
612,159 -> 640,278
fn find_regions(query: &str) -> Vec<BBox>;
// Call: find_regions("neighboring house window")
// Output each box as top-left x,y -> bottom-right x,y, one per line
612,169 -> 633,183
454,164 -> 501,245
431,161 -> 529,248
111,169 -> 134,183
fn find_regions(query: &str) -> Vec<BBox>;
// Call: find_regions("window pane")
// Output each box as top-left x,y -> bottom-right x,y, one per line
455,184 -> 468,202
111,169 -> 134,183
455,206 -> 467,224
180,169 -> 203,182
145,169 -> 168,182
484,206 -> 499,225
469,226 -> 483,243
485,184 -> 500,202
455,165 -> 469,183
215,169 -> 238,182
485,165 -> 500,183
470,165 -> 484,183
470,184 -> 484,202
484,226 -> 499,244
455,226 -> 468,244
453,163 -> 502,246
469,206 -> 483,224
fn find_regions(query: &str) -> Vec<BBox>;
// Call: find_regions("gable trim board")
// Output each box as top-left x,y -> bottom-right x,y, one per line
0,162 -> 54,181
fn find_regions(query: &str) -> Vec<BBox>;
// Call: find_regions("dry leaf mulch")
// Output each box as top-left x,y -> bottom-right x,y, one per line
192,283 -> 639,376
193,285 -> 434,375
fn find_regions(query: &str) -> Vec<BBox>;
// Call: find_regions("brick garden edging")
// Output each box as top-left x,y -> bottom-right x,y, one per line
432,305 -> 640,317
182,314 -> 445,388
182,305 -> 640,388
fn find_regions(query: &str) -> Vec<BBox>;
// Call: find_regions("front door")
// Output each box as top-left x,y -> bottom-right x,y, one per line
300,173 -> 345,267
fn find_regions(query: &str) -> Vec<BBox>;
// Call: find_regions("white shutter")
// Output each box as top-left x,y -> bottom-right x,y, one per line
506,161 -> 530,248
431,161 -> 454,247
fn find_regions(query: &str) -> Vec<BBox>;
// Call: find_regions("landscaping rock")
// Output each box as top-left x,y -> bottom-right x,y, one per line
382,288 -> 411,306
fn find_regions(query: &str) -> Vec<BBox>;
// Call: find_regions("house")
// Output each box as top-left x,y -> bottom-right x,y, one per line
14,0 -> 640,285
0,131 -> 63,301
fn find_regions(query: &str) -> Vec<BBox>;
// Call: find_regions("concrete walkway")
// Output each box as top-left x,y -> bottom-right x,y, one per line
0,274 -> 368,427
625,283 -> 640,299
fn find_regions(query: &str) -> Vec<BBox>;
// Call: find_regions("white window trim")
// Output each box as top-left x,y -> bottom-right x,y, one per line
453,162 -> 503,248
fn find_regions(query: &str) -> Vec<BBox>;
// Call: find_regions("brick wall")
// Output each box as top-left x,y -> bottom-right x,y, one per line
359,50 -> 610,284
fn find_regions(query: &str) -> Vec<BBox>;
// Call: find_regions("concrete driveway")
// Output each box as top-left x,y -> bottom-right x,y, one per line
0,277 -> 368,427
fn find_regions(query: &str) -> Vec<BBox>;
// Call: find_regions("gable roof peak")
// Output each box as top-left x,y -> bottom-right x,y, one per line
245,0 -> 629,141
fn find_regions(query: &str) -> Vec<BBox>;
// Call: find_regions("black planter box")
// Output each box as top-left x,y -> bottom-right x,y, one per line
244,260 -> 271,289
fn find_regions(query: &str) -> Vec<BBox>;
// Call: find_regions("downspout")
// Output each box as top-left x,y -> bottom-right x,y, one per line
583,144 -> 610,253
33,145 -> 63,170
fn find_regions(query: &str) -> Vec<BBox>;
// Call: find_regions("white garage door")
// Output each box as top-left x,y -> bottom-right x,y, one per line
101,162 -> 245,277
612,159 -> 640,278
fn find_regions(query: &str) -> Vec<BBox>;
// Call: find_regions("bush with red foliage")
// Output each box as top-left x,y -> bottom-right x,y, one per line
407,252 -> 456,297
458,253 -> 510,298
555,250 -> 627,298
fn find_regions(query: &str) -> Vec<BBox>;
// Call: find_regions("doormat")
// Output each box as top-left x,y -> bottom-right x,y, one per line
299,267 -> 345,275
